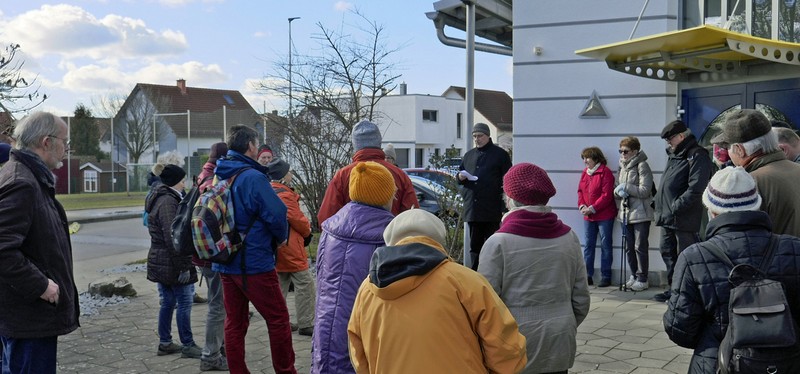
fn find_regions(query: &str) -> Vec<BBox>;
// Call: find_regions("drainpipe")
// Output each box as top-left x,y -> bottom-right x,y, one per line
431,16 -> 512,56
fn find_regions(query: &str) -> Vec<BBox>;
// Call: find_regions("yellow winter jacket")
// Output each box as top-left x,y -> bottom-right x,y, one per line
348,236 -> 527,374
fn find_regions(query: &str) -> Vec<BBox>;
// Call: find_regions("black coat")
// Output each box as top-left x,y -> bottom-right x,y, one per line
145,184 -> 197,285
663,210 -> 800,373
458,139 -> 512,222
654,135 -> 712,231
0,150 -> 80,338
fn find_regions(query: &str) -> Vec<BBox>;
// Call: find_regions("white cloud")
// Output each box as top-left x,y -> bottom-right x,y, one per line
253,31 -> 268,38
241,77 -> 285,115
334,1 -> 354,12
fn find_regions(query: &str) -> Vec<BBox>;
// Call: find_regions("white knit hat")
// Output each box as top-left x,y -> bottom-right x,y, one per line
383,209 -> 447,246
702,166 -> 762,215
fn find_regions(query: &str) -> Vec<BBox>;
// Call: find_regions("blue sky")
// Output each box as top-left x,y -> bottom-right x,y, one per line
0,1 -> 513,117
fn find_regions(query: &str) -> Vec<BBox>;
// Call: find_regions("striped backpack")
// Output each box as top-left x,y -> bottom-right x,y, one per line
191,168 -> 254,264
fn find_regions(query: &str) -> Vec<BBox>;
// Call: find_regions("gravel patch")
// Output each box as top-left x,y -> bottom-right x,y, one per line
79,264 -> 146,316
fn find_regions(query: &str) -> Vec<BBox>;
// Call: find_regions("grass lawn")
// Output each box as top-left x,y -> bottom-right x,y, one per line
56,191 -> 148,211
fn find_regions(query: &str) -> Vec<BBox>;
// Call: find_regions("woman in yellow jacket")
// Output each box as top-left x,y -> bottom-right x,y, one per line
348,209 -> 527,374
267,159 -> 315,336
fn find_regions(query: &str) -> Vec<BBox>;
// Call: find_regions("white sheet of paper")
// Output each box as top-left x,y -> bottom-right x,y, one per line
458,170 -> 478,181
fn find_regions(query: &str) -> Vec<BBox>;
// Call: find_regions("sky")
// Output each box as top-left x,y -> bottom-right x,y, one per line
0,1 -> 513,118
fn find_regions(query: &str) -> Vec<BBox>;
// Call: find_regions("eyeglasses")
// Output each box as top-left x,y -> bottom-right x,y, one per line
618,149 -> 631,155
665,134 -> 680,143
48,135 -> 70,148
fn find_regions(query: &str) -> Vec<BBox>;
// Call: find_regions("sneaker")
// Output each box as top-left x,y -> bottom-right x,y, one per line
625,275 -> 636,289
630,280 -> 649,292
290,323 -> 299,332
193,293 -> 207,304
598,278 -> 611,288
200,355 -> 229,371
181,343 -> 202,359
587,277 -> 594,286
157,342 -> 182,356
298,327 -> 313,336
653,290 -> 671,302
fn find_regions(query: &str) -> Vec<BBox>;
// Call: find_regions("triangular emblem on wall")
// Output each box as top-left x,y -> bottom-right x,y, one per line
580,91 -> 609,119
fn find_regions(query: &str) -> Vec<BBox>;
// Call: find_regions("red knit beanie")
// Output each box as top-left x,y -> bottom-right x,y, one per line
503,163 -> 556,206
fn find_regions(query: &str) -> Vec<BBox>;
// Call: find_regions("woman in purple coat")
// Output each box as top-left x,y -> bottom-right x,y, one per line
312,161 -> 397,374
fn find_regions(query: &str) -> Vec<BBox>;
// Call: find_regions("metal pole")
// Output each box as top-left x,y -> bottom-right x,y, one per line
187,110 -> 191,179
152,114 -> 157,163
223,105 -> 227,141
288,17 -> 300,128
67,116 -> 71,194
463,0 -> 476,268
110,117 -> 115,193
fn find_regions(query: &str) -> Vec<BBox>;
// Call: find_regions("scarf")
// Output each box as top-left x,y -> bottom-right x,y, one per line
585,163 -> 601,175
497,206 -> 571,239
10,148 -> 56,190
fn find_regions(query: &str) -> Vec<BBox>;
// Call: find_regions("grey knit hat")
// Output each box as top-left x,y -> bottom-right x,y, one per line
352,120 -> 382,151
267,159 -> 290,181
472,123 -> 490,136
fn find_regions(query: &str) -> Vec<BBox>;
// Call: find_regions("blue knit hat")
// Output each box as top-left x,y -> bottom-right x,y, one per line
0,143 -> 10,164
352,120 -> 382,151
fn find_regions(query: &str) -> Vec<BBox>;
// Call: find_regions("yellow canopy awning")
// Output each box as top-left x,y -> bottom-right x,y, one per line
575,25 -> 800,81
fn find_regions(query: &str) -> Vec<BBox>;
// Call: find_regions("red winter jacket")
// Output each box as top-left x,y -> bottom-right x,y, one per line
577,164 -> 617,222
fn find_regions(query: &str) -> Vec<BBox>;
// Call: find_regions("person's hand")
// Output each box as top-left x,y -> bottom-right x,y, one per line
303,233 -> 313,247
614,184 -> 629,198
178,270 -> 191,284
40,279 -> 60,304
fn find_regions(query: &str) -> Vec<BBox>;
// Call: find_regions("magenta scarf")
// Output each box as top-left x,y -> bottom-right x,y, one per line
496,209 -> 571,239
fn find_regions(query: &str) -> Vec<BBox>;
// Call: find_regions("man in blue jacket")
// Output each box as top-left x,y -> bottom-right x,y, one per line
213,124 -> 295,374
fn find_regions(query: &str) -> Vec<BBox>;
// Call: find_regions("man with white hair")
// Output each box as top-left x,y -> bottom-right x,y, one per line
0,112 -> 79,374
663,166 -> 800,373
773,126 -> 800,163
711,109 -> 800,236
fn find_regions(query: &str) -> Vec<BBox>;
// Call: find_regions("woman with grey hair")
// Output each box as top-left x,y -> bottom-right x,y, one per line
479,163 -> 590,374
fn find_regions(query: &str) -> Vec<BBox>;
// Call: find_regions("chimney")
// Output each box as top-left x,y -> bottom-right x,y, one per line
400,82 -> 407,95
177,79 -> 187,95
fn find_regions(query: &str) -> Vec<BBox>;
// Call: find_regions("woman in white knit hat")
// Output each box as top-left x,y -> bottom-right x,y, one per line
664,166 -> 800,373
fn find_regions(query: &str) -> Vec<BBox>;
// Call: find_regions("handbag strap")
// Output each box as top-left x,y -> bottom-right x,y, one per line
704,234 -> 779,274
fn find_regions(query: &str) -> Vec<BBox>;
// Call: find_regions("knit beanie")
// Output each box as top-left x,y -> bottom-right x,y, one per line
267,159 -> 290,181
503,163 -> 556,206
155,164 -> 186,187
0,143 -> 10,164
383,143 -> 396,160
352,120 -> 382,151
472,123 -> 491,136
208,142 -> 228,164
349,161 -> 396,207
702,166 -> 762,215
383,209 -> 447,246
258,146 -> 273,159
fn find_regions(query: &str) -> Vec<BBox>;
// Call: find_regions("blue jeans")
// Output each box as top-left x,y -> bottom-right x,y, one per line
157,282 -> 195,346
0,335 -> 57,374
584,219 -> 614,280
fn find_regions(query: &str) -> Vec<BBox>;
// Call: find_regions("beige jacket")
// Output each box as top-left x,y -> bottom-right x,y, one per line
616,150 -> 655,224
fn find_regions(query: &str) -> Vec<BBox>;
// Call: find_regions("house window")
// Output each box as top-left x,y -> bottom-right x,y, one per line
84,170 -> 98,193
415,148 -> 424,168
396,148 -> 409,168
422,110 -> 438,122
456,113 -> 463,138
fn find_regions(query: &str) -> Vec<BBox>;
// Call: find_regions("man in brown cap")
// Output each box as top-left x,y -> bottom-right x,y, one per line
653,120 -> 712,302
711,109 -> 800,236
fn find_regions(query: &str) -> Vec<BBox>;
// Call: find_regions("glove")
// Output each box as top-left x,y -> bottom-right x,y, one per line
303,233 -> 313,247
614,184 -> 629,198
178,270 -> 190,284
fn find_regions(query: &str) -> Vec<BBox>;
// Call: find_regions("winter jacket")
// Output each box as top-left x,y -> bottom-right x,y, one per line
349,236 -> 527,374
479,205 -> 590,373
459,139 -> 513,222
145,183 -> 197,285
744,150 -> 800,237
663,210 -> 800,373
616,151 -> 655,224
0,149 -> 80,339
312,202 -> 394,374
577,164 -> 617,222
272,181 -> 312,273
211,151 -> 288,275
654,135 -> 712,231
317,148 -> 418,225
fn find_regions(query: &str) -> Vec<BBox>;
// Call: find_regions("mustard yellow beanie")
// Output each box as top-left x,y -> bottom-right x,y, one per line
349,161 -> 396,207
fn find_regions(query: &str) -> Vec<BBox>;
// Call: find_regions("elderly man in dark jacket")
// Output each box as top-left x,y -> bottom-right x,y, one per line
0,112 -> 79,373
653,120 -> 712,302
458,122 -> 512,270
663,166 -> 800,373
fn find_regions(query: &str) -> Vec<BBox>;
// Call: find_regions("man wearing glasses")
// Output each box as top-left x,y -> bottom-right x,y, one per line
0,112 -> 78,374
653,120 -> 711,303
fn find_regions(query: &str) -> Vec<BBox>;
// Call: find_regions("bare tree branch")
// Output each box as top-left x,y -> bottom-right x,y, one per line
0,43 -> 47,118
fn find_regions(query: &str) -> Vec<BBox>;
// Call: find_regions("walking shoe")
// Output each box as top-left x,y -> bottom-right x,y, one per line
200,355 -> 229,371
181,343 -> 202,358
653,290 -> 671,302
625,275 -> 636,289
290,323 -> 299,332
630,280 -> 649,292
157,342 -> 182,356
193,293 -> 207,304
298,327 -> 314,336
587,277 -> 594,286
598,278 -> 611,288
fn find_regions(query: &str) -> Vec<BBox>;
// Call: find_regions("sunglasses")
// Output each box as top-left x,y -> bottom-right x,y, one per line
618,149 -> 631,155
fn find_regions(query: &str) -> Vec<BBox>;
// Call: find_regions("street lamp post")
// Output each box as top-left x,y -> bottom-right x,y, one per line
288,17 -> 300,127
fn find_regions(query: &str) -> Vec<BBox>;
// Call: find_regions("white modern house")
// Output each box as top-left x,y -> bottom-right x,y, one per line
427,0 -> 800,284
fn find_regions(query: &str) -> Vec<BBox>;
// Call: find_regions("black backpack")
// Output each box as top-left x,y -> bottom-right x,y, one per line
171,176 -> 212,256
705,236 -> 800,374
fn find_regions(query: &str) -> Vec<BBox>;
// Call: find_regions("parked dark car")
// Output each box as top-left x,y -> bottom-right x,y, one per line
408,175 -> 462,219
403,168 -> 457,188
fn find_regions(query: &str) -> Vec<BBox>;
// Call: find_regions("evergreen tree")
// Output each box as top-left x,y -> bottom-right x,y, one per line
71,104 -> 102,160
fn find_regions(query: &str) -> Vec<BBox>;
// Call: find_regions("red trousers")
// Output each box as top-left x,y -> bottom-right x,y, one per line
221,271 -> 297,374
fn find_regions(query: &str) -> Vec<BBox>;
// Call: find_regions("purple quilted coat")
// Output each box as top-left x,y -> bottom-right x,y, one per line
312,202 -> 394,374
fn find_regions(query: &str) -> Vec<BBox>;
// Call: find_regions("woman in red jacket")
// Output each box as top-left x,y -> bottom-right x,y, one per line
578,147 -> 617,287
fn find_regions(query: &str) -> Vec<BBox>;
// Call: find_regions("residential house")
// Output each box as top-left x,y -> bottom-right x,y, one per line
427,0 -> 800,284
79,160 -> 128,193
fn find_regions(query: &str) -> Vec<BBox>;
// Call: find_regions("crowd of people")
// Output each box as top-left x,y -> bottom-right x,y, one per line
1,109 -> 799,374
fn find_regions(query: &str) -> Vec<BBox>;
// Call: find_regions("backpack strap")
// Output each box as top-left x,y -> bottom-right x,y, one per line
704,240 -> 735,269
758,234 -> 780,274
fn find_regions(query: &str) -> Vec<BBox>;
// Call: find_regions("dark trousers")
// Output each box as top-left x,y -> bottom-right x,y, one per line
0,335 -> 57,374
659,227 -> 700,285
624,221 -> 651,282
468,221 -> 500,270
